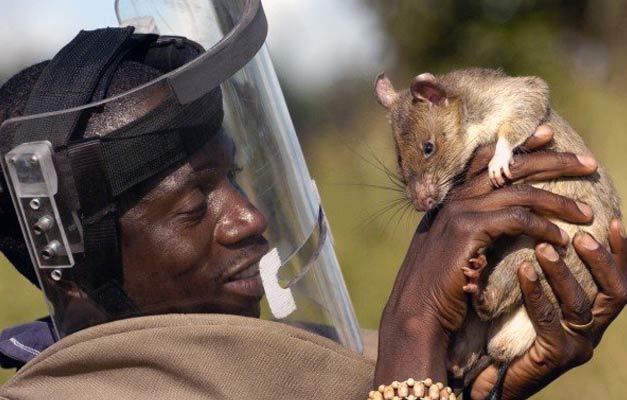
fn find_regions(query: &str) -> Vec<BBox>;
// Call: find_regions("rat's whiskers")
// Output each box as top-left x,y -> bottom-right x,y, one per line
356,196 -> 411,233
335,182 -> 405,194
340,140 -> 405,190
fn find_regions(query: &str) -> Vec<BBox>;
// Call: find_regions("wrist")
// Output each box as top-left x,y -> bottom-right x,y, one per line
375,312 -> 451,386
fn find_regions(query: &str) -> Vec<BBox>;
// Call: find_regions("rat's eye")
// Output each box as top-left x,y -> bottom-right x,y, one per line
422,141 -> 435,157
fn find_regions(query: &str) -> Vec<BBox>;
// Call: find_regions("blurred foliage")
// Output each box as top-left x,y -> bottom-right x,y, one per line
366,0 -> 626,80
2,1 -> 627,398
0,255 -> 47,384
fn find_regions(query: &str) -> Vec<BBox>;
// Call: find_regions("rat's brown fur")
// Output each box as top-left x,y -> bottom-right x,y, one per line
375,68 -> 621,380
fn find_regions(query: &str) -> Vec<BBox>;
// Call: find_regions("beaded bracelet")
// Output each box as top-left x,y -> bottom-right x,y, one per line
367,378 -> 456,400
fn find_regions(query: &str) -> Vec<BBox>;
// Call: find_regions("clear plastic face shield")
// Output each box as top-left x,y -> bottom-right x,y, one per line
0,0 -> 362,352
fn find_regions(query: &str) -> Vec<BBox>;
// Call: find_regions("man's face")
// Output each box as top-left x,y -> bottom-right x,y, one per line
118,131 -> 269,317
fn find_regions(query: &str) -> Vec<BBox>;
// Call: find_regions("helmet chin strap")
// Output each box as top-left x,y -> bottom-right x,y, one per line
259,247 -> 296,319
259,202 -> 329,320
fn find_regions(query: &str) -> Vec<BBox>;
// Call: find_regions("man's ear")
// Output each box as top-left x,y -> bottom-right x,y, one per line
410,73 -> 448,106
375,72 -> 399,109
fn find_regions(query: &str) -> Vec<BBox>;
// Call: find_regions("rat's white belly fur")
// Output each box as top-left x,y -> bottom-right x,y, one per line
487,306 -> 536,362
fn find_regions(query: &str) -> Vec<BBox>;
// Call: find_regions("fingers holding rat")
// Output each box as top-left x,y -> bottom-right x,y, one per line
519,124 -> 554,152
452,150 -> 597,200
459,185 -> 593,224
517,262 -> 565,343
452,193 -> 573,294
451,127 -> 596,201
517,260 -> 595,372
510,152 -> 598,184
535,243 -> 593,326
470,222 -> 624,400
469,256 -> 597,400
456,207 -> 569,253
608,219 -> 627,274
573,229 -> 627,343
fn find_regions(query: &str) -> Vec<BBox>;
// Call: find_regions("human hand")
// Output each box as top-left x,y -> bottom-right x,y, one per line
375,126 -> 598,385
468,220 -> 627,399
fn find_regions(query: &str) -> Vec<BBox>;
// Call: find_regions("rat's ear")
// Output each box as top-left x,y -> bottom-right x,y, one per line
375,72 -> 399,109
411,73 -> 448,106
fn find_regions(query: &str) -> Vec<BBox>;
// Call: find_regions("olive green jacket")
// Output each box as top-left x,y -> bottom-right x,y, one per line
0,314 -> 375,399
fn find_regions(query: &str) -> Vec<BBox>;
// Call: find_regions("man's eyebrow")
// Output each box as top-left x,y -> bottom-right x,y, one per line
174,137 -> 236,193
186,169 -> 221,187
155,169 -> 220,202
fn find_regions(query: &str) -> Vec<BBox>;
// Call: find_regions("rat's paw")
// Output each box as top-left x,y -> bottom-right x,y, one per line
462,254 -> 488,294
488,151 -> 513,187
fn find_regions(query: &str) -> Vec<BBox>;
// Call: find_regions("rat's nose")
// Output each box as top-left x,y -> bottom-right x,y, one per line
423,197 -> 436,211
411,175 -> 438,211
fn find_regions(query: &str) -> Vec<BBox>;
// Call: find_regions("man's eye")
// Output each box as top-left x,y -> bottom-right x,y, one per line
422,141 -> 435,157
181,203 -> 208,226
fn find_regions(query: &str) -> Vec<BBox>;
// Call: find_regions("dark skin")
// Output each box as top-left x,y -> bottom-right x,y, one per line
119,130 -> 269,317
113,120 -> 624,398
376,125 -> 627,399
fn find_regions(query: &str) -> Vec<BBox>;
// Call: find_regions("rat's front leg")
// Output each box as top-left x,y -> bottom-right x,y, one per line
489,135 -> 514,187
488,119 -> 538,187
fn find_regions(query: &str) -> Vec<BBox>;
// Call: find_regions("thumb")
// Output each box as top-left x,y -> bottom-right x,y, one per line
517,262 -> 562,340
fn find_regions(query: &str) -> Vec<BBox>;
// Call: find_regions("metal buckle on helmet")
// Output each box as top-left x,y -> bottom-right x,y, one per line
3,141 -> 81,273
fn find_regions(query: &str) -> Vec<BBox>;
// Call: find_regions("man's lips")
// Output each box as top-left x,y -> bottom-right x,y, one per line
217,236 -> 269,299
223,272 -> 264,299
227,261 -> 260,281
219,249 -> 268,299
220,246 -> 267,282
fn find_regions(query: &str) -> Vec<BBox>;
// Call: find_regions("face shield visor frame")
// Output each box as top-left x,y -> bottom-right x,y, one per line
0,0 -> 363,353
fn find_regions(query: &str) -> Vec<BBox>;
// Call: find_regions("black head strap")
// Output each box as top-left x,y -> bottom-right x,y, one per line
18,28 -> 137,147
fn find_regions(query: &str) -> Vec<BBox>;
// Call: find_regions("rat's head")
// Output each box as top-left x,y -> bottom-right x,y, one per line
375,72 -> 466,212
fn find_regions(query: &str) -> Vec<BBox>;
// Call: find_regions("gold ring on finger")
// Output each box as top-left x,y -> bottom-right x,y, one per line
560,316 -> 594,334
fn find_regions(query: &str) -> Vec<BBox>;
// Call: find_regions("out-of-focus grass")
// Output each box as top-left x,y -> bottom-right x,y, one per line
1,73 -> 626,399
0,254 -> 47,384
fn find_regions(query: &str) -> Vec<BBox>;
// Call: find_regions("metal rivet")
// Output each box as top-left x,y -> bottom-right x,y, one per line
51,269 -> 62,281
34,215 -> 54,235
29,155 -> 38,165
41,240 -> 61,260
29,198 -> 41,210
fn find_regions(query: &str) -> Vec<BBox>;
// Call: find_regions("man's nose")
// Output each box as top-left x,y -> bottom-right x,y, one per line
215,185 -> 268,246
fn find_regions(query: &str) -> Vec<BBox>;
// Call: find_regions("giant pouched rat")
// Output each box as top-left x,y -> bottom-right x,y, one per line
374,68 -> 621,381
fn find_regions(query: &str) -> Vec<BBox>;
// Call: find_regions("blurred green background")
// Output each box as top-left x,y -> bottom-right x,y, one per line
1,0 -> 627,398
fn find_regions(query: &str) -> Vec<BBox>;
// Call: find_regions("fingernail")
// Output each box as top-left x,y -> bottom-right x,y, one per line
560,228 -> 569,244
538,243 -> 559,262
576,154 -> 598,169
614,219 -> 627,239
533,125 -> 552,139
576,202 -> 593,218
580,233 -> 599,250
523,263 -> 538,282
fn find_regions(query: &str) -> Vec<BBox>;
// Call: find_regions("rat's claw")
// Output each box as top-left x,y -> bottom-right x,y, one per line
463,283 -> 479,294
469,254 -> 488,271
488,151 -> 513,187
462,266 -> 480,279
503,159 -> 513,180
489,168 -> 499,188
497,169 -> 506,186
463,254 -> 488,295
